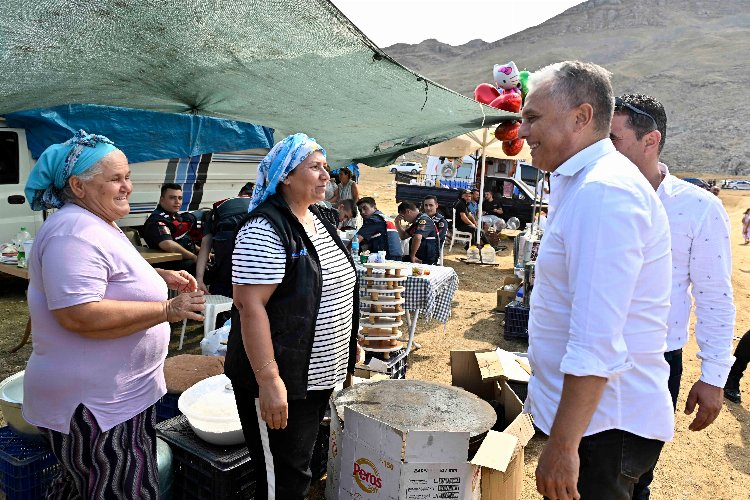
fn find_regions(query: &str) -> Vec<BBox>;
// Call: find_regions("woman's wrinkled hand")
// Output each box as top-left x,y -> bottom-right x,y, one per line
161,269 -> 198,293
258,376 -> 288,429
165,291 -> 205,322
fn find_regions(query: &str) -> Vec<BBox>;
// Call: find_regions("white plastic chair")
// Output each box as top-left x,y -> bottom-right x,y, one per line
179,294 -> 234,350
449,208 -> 473,252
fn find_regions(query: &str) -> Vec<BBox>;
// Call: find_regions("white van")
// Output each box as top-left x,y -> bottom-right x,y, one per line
0,122 -> 266,244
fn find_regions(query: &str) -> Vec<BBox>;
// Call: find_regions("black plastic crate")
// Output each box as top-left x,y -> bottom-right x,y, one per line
155,392 -> 182,423
0,426 -> 59,500
504,301 -> 530,340
362,348 -> 409,379
156,415 -> 254,499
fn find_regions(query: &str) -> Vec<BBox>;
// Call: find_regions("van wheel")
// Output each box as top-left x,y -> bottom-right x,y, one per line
411,169 -> 418,174
391,168 -> 398,173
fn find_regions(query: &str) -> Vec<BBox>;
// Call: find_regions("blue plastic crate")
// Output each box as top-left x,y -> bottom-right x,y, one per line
0,426 -> 59,500
156,392 -> 182,423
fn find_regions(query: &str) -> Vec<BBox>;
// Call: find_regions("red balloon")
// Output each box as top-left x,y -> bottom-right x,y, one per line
489,92 -> 522,113
502,138 -> 525,156
494,121 -> 520,141
474,83 -> 501,105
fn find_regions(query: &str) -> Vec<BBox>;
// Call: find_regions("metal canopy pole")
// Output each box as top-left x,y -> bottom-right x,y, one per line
476,128 -> 488,250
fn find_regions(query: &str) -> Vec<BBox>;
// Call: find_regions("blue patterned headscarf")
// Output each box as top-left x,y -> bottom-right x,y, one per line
25,130 -> 118,210
248,133 -> 326,212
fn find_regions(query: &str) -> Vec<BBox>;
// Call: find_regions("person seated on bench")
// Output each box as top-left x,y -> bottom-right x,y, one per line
481,190 -> 505,231
355,197 -> 403,260
453,189 -> 489,247
394,201 -> 440,265
142,183 -> 200,274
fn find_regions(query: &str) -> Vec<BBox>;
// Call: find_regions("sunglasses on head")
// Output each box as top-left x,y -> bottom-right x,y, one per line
614,97 -> 657,129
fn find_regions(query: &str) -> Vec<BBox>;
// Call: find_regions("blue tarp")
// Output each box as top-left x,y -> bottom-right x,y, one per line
5,104 -> 274,163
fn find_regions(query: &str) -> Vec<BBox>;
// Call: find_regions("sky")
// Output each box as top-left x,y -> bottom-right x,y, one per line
330,0 -> 587,47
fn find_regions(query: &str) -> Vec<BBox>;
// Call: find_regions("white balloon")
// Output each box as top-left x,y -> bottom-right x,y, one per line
507,217 -> 520,230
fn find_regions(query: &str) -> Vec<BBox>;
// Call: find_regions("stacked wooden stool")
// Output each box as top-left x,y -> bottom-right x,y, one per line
359,262 -> 409,360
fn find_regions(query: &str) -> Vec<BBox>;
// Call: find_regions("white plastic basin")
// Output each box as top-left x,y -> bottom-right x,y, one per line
178,374 -> 245,446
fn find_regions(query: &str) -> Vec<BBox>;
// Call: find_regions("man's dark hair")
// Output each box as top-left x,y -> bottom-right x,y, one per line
398,201 -> 418,214
160,182 -> 182,196
471,188 -> 480,193
238,181 -> 254,196
423,195 -> 438,204
616,93 -> 668,153
357,196 -> 377,208
339,198 -> 358,218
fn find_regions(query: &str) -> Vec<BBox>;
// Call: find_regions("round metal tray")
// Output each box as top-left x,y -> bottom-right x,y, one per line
333,380 -> 496,438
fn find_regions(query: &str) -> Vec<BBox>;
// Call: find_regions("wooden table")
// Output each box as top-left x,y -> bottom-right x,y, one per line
0,263 -> 29,280
136,246 -> 184,264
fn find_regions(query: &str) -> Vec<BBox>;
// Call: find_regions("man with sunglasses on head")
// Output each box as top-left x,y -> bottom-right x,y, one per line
610,93 -> 735,500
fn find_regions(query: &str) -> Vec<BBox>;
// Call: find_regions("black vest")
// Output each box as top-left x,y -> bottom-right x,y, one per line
224,194 -> 360,399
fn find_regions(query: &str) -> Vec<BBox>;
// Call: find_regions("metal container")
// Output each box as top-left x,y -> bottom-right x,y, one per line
333,379 -> 496,455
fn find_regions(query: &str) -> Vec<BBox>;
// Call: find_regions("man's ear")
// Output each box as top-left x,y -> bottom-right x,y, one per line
643,130 -> 662,153
572,103 -> 594,131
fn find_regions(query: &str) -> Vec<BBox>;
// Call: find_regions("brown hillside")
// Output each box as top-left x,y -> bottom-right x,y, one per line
383,0 -> 750,174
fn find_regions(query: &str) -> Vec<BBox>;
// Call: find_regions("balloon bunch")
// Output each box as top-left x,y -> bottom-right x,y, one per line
473,61 -> 529,156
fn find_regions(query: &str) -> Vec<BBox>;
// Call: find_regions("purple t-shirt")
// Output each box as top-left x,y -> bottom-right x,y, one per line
23,204 -> 169,433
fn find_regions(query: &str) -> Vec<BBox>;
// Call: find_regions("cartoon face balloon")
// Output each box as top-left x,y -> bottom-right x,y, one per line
493,61 -> 521,92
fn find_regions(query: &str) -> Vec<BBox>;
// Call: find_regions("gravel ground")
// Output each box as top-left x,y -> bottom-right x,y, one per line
1,166 -> 749,499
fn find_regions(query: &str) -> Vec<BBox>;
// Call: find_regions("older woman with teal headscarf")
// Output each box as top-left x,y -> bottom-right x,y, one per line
22,130 -> 205,499
225,133 -> 361,499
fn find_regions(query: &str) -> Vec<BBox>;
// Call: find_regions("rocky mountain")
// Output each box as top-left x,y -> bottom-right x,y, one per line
383,0 -> 750,174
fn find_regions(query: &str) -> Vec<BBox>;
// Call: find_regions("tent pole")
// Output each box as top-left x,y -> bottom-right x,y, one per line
476,128 -> 488,252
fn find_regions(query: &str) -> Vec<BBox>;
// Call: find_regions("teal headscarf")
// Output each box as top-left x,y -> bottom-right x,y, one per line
25,130 -> 117,210
249,133 -> 326,212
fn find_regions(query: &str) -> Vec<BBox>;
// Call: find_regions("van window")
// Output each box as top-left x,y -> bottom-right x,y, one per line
0,131 -> 20,185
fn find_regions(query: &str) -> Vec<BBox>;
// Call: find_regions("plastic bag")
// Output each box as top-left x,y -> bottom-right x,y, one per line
200,319 -> 231,357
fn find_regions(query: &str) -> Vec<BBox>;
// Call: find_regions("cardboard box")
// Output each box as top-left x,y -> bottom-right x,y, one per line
449,350 -> 536,500
496,276 -> 522,311
335,405 -> 532,500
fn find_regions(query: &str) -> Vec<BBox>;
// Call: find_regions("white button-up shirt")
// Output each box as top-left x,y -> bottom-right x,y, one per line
527,139 -> 675,442
657,163 -> 735,387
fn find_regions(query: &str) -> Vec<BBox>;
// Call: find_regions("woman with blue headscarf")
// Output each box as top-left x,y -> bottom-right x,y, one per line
22,131 -> 205,499
225,133 -> 360,499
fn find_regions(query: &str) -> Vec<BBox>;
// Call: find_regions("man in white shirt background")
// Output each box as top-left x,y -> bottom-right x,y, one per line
519,61 -> 674,500
610,93 -> 736,499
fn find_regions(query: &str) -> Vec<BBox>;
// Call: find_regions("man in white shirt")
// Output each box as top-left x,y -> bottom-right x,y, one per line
610,93 -> 736,499
519,61 -> 674,500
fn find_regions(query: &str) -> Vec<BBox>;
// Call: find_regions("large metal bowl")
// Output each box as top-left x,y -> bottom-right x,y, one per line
0,371 -> 43,438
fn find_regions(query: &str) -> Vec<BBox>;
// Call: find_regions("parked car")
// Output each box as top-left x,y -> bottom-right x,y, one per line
390,161 -> 423,174
726,180 -> 750,190
682,177 -> 710,190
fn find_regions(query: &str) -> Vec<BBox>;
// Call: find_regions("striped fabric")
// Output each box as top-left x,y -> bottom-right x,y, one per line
233,213 -> 355,390
42,404 -> 159,500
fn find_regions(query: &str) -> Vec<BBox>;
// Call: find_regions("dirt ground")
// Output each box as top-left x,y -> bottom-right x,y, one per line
1,165 -> 749,499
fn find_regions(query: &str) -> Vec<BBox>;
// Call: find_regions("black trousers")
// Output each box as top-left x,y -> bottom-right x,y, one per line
544,429 -> 664,500
234,386 -> 332,500
728,329 -> 750,384
632,349 -> 682,499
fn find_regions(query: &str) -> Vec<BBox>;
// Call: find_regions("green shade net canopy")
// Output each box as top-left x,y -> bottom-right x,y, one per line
0,0 -> 518,167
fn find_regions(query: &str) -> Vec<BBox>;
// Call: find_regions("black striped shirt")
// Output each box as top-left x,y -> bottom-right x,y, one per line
232,213 -> 355,389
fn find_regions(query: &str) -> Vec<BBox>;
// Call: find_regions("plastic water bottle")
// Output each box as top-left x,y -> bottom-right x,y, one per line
466,245 -> 480,263
351,239 -> 360,262
480,244 -> 496,264
15,227 -> 31,268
